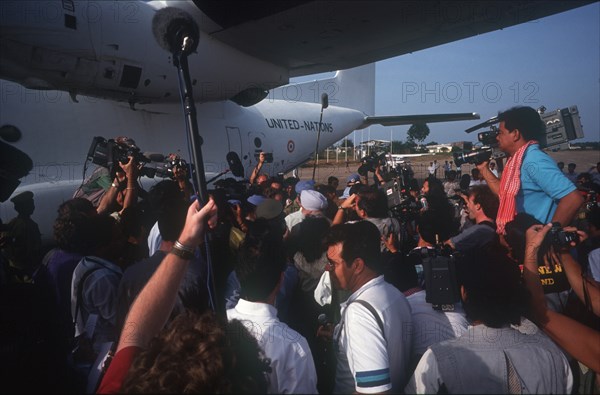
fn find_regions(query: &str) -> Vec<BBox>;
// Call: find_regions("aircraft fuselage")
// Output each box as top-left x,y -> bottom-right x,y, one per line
0,1 -> 287,104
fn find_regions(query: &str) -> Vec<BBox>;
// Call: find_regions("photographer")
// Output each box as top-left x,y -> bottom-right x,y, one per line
405,243 -> 574,394
96,153 -> 140,220
475,106 -> 583,233
444,185 -> 499,253
249,151 -> 268,187
166,153 -> 194,201
523,223 -> 600,380
419,177 -> 459,237
357,152 -> 387,188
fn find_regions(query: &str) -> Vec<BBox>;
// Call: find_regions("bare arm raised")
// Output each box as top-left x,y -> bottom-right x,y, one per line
116,197 -> 217,352
522,223 -> 600,373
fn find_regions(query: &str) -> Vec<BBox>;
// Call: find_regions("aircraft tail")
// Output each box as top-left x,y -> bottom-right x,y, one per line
269,63 -> 375,116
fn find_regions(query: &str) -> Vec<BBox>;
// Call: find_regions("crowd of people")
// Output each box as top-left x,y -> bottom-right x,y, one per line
1,106 -> 600,394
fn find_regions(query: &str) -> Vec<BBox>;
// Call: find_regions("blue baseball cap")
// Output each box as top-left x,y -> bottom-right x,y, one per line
347,173 -> 361,184
247,194 -> 267,206
295,179 -> 315,194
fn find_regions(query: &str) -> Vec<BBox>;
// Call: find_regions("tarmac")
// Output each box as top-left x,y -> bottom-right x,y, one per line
293,149 -> 600,187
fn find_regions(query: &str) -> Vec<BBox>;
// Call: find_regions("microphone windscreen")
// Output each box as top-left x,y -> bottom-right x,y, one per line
0,141 -> 33,202
152,7 -> 198,53
0,125 -> 22,143
318,313 -> 328,325
226,152 -> 245,177
143,152 -> 165,162
321,93 -> 329,109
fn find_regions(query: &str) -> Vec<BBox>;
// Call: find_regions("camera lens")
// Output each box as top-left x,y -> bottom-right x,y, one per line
452,148 -> 492,166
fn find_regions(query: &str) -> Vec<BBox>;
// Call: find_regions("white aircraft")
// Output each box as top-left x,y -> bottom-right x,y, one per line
0,1 -> 591,245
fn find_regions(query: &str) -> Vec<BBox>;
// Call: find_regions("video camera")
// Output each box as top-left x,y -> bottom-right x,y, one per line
411,245 -> 461,311
383,177 -> 408,208
254,151 -> 274,163
452,125 -> 504,166
453,105 -> 584,166
87,136 -> 156,178
154,156 -> 194,180
358,151 -> 387,176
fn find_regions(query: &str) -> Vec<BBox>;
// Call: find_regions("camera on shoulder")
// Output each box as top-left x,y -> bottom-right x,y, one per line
358,151 -> 387,176
452,126 -> 503,166
87,136 -> 155,178
411,245 -> 461,311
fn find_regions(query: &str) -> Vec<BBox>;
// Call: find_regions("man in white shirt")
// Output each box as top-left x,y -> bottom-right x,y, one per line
321,221 -> 412,393
227,229 -> 318,394
469,168 -> 486,186
427,161 -> 439,178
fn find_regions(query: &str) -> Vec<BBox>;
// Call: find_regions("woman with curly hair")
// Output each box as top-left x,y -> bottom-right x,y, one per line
121,311 -> 269,393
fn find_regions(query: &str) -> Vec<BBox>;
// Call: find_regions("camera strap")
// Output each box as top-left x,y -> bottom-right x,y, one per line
336,298 -> 386,348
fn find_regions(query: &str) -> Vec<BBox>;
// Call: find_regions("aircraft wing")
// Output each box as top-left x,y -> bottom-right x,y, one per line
194,1 -> 593,77
361,112 -> 480,128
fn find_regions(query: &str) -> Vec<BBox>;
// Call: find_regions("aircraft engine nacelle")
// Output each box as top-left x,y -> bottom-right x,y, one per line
0,1 -> 287,105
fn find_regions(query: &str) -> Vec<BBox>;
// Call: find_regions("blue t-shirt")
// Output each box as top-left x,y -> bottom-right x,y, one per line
516,144 -> 576,224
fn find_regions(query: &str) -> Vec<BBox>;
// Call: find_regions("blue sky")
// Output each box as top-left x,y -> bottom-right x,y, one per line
294,2 -> 600,146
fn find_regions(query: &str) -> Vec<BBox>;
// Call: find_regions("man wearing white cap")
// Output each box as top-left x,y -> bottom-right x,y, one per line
284,189 -> 330,232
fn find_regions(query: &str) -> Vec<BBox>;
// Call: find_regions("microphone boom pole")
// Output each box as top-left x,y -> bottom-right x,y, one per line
312,93 -> 328,181
173,38 -> 208,206
155,11 -> 218,312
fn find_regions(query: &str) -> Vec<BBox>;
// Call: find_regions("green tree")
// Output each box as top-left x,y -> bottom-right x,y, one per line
407,122 -> 430,143
340,138 -> 354,148
391,140 -> 411,153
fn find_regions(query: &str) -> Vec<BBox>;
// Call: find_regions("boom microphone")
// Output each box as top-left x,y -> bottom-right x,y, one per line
318,313 -> 329,326
321,93 -> 329,109
142,152 -> 165,162
0,125 -> 22,143
0,140 -> 33,202
151,7 -> 200,54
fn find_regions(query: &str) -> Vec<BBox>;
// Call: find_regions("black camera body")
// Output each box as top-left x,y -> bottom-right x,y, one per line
87,136 -> 154,177
477,125 -> 499,146
453,125 -> 503,167
88,136 -> 146,167
155,157 -> 194,179
452,147 -> 494,167
548,222 -> 579,248
383,177 -> 410,208
358,152 -> 387,176
254,152 -> 274,163
412,246 -> 461,311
